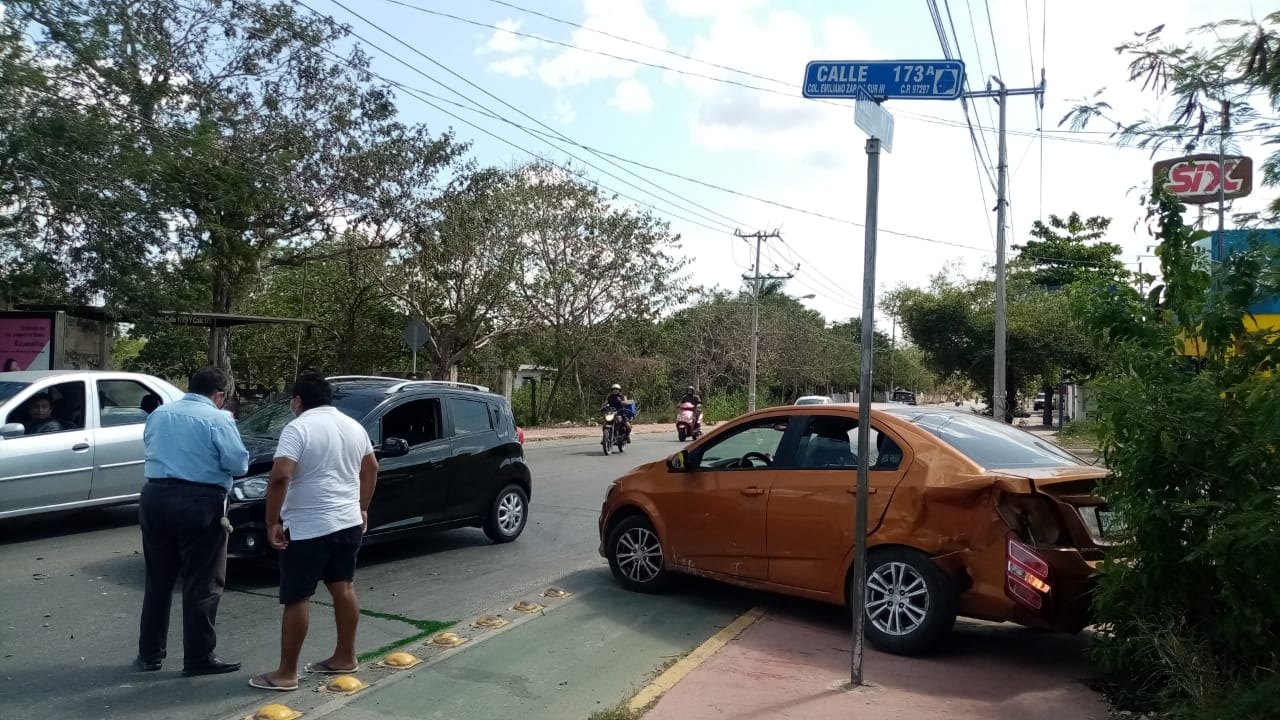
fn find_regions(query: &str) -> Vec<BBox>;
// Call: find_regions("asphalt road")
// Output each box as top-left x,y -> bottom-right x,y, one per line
0,433 -> 687,720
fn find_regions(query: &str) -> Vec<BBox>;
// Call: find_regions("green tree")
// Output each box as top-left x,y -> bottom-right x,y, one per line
384,166 -> 529,379
513,163 -> 687,417
1012,213 -> 1126,289
6,0 -> 464,379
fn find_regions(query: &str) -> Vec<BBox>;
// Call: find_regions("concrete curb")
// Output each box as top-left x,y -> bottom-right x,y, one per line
626,606 -> 767,713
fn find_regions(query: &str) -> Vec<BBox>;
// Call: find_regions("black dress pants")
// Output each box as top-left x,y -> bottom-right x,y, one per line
136,480 -> 228,667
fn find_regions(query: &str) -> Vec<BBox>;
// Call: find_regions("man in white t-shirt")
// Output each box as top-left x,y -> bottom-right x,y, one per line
249,373 -> 378,692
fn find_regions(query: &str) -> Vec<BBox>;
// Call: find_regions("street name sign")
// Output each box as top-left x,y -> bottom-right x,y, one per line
855,94 -> 894,153
802,60 -> 965,100
1152,154 -> 1253,205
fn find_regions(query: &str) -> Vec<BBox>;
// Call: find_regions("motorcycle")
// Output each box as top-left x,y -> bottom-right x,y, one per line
676,401 -> 702,441
601,404 -> 630,455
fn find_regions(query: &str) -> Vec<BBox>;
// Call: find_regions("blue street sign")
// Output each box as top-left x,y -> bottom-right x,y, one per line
802,60 -> 965,100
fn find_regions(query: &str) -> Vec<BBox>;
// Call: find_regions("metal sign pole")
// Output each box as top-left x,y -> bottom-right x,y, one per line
851,135 -> 881,688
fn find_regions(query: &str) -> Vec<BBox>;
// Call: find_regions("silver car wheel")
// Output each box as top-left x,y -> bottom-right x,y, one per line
865,561 -> 930,636
497,491 -> 524,535
615,527 -> 663,583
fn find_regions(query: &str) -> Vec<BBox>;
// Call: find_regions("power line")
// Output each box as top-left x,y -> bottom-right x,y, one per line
223,4 -> 995,258
982,0 -> 1005,80
961,0 -> 1000,136
934,0 -> 998,257
373,0 -> 1202,148
306,0 -> 748,235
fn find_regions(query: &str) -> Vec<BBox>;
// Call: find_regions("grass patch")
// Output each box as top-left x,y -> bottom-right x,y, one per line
1057,417 -> 1101,449
587,701 -> 641,720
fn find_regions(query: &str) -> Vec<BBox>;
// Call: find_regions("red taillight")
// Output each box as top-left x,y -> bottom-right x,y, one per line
1006,537 -> 1052,609
516,427 -> 525,444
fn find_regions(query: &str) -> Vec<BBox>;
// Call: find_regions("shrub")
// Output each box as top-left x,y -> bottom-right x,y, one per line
1080,187 -> 1280,717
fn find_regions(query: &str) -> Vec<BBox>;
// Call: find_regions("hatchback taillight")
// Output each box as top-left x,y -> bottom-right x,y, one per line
516,427 -> 525,444
1006,537 -> 1052,610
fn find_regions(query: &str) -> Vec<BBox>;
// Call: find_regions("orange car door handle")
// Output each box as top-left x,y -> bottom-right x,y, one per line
846,487 -> 877,495
740,487 -> 765,496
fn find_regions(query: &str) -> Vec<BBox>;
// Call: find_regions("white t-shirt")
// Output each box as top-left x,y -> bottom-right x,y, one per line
274,406 -> 375,541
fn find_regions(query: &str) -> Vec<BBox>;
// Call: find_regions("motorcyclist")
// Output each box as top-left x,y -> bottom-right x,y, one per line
678,385 -> 703,426
605,383 -> 632,440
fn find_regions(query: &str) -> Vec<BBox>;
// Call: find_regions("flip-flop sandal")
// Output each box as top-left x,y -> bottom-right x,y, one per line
248,673 -> 298,691
304,660 -> 359,674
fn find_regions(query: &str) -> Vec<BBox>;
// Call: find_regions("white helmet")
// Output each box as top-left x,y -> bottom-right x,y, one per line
610,383 -> 622,390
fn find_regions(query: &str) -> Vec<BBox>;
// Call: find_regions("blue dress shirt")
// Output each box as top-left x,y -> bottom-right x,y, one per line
143,393 -> 250,490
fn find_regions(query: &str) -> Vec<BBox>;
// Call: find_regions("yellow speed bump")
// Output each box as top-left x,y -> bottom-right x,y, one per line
511,600 -> 544,613
542,587 -> 572,599
429,631 -> 468,648
243,704 -> 302,720
472,615 -> 509,629
376,651 -> 422,670
323,674 -> 368,695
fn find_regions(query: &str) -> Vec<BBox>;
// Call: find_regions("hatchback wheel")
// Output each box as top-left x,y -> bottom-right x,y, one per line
483,483 -> 528,543
854,547 -> 957,655
606,514 -> 671,593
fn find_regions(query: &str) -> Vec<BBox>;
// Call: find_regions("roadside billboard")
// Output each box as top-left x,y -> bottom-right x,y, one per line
1153,154 -> 1253,205
0,313 -> 56,371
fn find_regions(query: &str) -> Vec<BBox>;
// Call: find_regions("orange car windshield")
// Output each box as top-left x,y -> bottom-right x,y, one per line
889,410 -> 1083,470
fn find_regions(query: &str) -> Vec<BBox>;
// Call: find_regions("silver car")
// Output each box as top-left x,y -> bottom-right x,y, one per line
0,370 -> 185,520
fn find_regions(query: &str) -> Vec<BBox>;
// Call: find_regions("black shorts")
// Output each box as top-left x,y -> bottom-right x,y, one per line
278,524 -> 363,605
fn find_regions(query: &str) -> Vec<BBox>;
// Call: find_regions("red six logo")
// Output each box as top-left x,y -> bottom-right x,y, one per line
1153,154 -> 1253,204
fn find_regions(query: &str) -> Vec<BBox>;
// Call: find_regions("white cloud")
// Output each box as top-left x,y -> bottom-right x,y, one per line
665,0 -> 767,18
608,79 -> 654,112
536,0 -> 671,88
478,18 -> 539,55
553,98 -> 577,124
488,56 -> 533,77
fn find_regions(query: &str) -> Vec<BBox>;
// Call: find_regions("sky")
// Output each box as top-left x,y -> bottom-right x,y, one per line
305,0 -> 1273,325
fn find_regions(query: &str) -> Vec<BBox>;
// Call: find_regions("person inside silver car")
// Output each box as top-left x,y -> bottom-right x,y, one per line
24,394 -> 64,434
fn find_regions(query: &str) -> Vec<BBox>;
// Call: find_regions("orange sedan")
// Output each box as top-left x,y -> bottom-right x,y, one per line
597,404 -> 1113,655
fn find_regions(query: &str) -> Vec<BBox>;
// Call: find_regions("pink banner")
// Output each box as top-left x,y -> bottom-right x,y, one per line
0,317 -> 53,371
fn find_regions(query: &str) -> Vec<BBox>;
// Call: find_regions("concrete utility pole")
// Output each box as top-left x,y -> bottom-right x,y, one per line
965,72 -> 1045,423
738,229 -> 792,412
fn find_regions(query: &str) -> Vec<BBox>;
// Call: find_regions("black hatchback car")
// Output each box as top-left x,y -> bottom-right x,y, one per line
225,376 -> 531,559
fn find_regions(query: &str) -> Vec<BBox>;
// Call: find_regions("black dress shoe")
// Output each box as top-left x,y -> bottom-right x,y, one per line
183,657 -> 241,676
134,657 -> 162,672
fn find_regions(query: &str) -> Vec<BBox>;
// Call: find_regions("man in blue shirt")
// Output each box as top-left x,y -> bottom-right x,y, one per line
135,366 -> 249,676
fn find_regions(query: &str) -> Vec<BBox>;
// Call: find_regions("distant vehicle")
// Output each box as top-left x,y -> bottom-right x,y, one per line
794,395 -> 833,405
227,375 -> 530,558
0,370 -> 185,520
1033,392 -> 1048,411
891,390 -> 917,405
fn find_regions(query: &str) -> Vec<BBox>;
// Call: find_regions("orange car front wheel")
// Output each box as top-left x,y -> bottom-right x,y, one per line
607,514 -> 672,593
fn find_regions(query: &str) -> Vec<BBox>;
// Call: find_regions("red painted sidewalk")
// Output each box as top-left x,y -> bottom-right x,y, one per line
644,608 -> 1109,720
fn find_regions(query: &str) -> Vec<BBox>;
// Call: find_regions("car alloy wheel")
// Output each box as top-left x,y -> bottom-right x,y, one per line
606,514 -> 671,593
866,561 -> 929,636
483,483 -> 529,543
497,490 -> 524,535
616,526 -> 662,583
855,547 -> 957,655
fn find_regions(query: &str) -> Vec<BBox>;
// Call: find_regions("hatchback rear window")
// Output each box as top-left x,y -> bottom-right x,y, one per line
902,412 -> 1082,469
